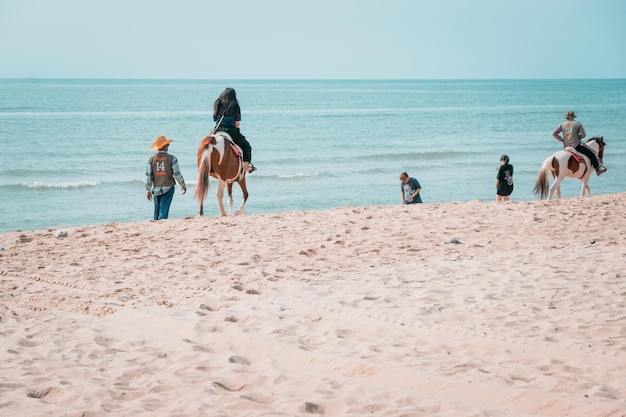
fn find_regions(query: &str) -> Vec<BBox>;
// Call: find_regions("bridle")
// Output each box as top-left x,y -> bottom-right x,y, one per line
596,139 -> 605,163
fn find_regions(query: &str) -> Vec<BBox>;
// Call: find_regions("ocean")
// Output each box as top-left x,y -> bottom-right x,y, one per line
1,79 -> 625,233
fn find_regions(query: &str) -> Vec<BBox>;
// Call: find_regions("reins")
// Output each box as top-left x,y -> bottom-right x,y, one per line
211,114 -> 225,135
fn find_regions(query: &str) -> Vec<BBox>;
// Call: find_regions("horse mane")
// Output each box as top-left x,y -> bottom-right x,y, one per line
586,136 -> 606,159
586,136 -> 605,145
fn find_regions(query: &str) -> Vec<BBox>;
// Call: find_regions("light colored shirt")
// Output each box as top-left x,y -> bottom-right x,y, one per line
553,121 -> 586,147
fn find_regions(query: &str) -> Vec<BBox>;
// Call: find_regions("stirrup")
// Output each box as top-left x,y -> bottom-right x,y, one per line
596,166 -> 607,176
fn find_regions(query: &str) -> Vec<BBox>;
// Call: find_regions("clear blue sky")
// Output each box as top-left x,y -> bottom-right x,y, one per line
1,0 -> 624,79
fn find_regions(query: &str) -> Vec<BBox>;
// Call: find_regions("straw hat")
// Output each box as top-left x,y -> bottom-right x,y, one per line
151,135 -> 173,150
564,110 -> 577,120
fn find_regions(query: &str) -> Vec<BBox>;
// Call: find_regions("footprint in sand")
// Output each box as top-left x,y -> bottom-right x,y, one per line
240,393 -> 275,404
212,381 -> 247,392
228,355 -> 250,365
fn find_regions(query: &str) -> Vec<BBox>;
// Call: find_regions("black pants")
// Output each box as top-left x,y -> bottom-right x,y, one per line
575,144 -> 599,169
218,127 -> 252,163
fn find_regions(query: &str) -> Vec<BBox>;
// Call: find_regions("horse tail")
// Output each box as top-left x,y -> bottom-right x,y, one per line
533,156 -> 552,200
194,137 -> 213,203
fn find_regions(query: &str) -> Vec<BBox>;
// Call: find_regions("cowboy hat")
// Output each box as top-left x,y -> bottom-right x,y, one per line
564,110 -> 577,120
151,135 -> 174,150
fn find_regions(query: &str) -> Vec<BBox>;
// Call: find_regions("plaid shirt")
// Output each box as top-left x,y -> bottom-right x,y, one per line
145,151 -> 186,196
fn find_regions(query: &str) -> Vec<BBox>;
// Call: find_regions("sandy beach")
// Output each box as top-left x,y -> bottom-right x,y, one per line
1,193 -> 625,417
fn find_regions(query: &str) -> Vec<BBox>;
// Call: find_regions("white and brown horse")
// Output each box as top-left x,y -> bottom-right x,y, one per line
533,136 -> 605,200
194,131 -> 248,216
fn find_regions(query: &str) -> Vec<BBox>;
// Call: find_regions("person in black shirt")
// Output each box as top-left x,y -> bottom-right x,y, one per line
213,88 -> 256,173
495,154 -> 513,202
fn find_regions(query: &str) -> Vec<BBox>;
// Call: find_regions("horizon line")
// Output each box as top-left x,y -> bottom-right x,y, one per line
1,77 -> 625,81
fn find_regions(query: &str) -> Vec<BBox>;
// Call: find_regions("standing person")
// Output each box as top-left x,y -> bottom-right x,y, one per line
552,110 -> 606,176
400,172 -> 423,204
495,154 -> 514,202
145,135 -> 186,220
213,87 -> 256,173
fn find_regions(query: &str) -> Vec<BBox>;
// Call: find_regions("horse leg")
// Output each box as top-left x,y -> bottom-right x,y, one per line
581,173 -> 592,197
577,159 -> 593,197
547,157 -> 561,200
549,174 -> 566,200
548,179 -> 560,200
227,182 -> 234,216
551,173 -> 565,199
234,177 -> 249,216
215,180 -> 227,217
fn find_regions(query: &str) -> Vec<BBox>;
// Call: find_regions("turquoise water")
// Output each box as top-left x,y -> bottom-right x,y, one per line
1,79 -> 625,232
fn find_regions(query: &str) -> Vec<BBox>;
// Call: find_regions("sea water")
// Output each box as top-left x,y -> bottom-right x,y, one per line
1,79 -> 625,232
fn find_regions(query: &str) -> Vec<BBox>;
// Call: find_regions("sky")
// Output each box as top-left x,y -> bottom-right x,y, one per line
0,0 -> 625,79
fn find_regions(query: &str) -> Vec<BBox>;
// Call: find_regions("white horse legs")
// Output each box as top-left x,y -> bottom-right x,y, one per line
227,180 -> 247,216
215,181 -> 228,217
548,177 -> 591,200
548,179 -> 562,200
580,182 -> 591,197
216,180 -> 247,216
227,190 -> 234,215
234,200 -> 246,216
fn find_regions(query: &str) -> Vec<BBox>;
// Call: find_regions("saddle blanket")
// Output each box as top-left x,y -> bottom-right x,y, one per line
564,146 -> 585,163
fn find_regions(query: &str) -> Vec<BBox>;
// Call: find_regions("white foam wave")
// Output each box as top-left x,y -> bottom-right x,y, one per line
24,181 -> 101,189
276,172 -> 320,179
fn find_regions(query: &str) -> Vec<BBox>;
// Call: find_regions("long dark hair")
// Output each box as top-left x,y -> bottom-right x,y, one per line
213,88 -> 241,118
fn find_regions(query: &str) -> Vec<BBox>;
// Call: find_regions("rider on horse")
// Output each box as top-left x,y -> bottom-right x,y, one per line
552,110 -> 607,176
213,88 -> 256,174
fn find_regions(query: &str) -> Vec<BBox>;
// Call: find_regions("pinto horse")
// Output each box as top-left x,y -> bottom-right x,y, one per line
533,136 -> 605,200
194,131 -> 248,216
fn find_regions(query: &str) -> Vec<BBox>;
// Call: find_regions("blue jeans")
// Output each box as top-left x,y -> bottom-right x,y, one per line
153,187 -> 175,220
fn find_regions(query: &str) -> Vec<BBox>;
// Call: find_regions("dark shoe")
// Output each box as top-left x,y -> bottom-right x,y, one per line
248,164 -> 257,173
596,166 -> 607,176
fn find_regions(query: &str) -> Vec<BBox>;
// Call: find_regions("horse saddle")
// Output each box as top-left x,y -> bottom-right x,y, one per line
228,142 -> 242,158
213,132 -> 243,158
564,146 -> 586,163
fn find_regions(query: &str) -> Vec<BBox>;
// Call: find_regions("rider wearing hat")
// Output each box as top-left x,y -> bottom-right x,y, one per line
552,110 -> 606,176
